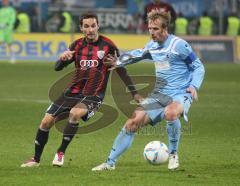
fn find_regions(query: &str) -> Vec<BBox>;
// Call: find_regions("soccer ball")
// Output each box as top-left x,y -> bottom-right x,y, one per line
143,141 -> 169,165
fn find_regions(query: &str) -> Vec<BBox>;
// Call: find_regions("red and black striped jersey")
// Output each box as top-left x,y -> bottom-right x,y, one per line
55,35 -> 137,99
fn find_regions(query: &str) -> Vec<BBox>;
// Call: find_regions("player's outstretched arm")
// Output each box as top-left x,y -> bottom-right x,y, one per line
105,49 -> 152,70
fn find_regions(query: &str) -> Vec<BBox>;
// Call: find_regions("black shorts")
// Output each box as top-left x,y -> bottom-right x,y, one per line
46,93 -> 102,121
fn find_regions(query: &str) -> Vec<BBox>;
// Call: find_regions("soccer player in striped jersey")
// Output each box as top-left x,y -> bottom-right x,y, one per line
21,12 -> 141,168
92,10 -> 205,171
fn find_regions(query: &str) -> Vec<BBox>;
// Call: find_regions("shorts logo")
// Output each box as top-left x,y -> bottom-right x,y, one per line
79,60 -> 99,69
97,50 -> 105,59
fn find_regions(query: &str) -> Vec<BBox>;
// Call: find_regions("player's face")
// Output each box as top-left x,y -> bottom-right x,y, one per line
80,18 -> 99,42
148,18 -> 167,43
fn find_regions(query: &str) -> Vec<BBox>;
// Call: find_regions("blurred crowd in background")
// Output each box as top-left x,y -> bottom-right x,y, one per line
1,0 -> 240,36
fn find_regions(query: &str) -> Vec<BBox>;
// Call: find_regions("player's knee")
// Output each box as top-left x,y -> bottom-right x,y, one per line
69,108 -> 87,123
125,119 -> 140,132
164,107 -> 178,121
40,116 -> 54,130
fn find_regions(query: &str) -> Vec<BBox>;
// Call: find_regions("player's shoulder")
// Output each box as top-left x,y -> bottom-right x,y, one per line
73,38 -> 85,45
170,35 -> 193,54
170,35 -> 190,48
74,37 -> 84,44
69,38 -> 84,50
143,39 -> 158,50
100,35 -> 117,48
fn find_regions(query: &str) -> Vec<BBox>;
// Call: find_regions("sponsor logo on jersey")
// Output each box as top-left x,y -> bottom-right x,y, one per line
155,60 -> 170,71
97,50 -> 105,59
79,60 -> 99,69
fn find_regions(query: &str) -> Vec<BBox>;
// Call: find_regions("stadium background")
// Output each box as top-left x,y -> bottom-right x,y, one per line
0,0 -> 240,186
1,0 -> 240,63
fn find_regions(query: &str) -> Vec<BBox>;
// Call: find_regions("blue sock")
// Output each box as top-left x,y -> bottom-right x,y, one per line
166,119 -> 181,154
107,128 -> 135,166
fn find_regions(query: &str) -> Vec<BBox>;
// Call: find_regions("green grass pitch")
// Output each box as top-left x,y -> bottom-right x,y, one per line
0,62 -> 239,185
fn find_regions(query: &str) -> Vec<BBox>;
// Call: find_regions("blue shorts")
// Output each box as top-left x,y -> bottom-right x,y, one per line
140,93 -> 193,125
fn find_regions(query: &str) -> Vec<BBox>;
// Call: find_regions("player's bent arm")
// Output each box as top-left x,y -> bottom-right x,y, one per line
55,59 -> 73,71
175,39 -> 205,90
116,67 -> 138,97
189,58 -> 205,90
55,50 -> 75,71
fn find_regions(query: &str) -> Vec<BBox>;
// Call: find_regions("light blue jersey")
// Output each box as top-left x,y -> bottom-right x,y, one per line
104,36 -> 205,166
120,34 -> 205,97
118,34 -> 205,124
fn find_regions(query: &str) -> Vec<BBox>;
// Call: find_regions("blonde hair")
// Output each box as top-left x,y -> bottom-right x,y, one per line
147,10 -> 171,29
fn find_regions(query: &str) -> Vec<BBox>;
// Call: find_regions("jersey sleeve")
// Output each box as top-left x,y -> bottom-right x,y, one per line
55,40 -> 78,71
69,40 -> 78,51
175,40 -> 195,61
67,40 -> 79,62
116,41 -> 153,67
116,67 -> 137,97
108,40 -> 120,57
175,40 -> 205,90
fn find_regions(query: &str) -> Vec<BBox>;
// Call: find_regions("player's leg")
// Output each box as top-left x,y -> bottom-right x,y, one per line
165,101 -> 183,154
92,107 -> 151,171
21,99 -> 69,167
35,114 -> 55,161
56,102 -> 87,153
92,96 -> 167,171
53,102 -> 88,166
0,29 -> 5,44
8,43 -> 15,63
107,107 -> 150,164
165,102 -> 182,170
165,93 -> 192,170
0,30 -> 6,57
21,113 -> 55,167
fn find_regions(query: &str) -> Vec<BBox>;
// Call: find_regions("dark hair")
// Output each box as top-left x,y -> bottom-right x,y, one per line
80,12 -> 98,26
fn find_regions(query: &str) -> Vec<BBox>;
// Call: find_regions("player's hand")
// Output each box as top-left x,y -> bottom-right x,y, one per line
187,86 -> 198,101
104,51 -> 118,70
134,93 -> 144,103
60,50 -> 75,61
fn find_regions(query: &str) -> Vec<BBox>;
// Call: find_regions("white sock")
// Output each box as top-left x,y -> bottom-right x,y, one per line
9,45 -> 15,64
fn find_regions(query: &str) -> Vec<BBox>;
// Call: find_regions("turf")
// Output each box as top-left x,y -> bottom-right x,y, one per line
0,62 -> 240,186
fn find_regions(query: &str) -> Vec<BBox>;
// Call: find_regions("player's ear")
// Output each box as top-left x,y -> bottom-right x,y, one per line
79,25 -> 83,32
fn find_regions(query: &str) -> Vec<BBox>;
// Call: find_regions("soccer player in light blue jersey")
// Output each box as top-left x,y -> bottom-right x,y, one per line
92,10 -> 205,171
